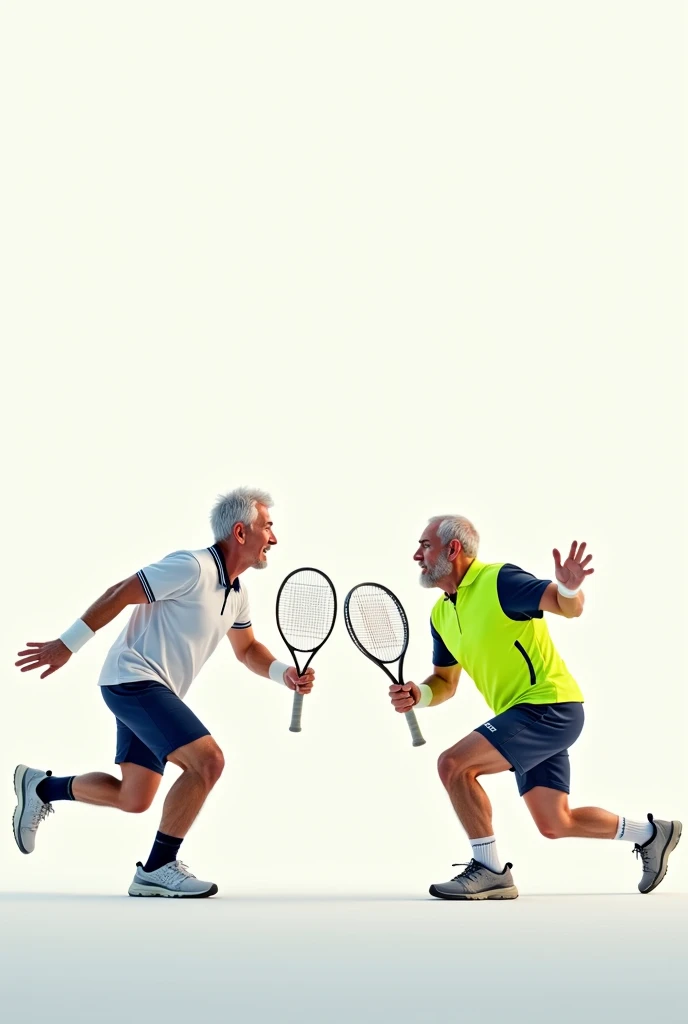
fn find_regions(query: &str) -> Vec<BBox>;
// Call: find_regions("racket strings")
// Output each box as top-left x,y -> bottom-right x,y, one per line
347,586 -> 407,662
277,571 -> 336,651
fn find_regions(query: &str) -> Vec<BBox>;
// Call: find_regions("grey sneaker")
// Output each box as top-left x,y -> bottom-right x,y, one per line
634,814 -> 682,894
12,765 -> 54,854
128,860 -> 218,898
429,859 -> 519,900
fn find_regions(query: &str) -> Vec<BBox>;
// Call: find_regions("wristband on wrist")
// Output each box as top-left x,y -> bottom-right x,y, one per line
556,580 -> 581,599
415,683 -> 433,708
268,660 -> 290,685
59,619 -> 95,653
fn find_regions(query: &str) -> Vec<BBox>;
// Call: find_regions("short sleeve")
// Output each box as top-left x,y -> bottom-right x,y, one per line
497,564 -> 551,621
137,551 -> 201,603
431,621 -> 458,667
230,586 -> 252,630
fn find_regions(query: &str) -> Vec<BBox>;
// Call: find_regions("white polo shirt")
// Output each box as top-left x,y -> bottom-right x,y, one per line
98,544 -> 251,699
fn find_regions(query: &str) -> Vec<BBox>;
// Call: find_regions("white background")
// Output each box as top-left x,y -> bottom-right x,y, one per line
1,2 -> 685,900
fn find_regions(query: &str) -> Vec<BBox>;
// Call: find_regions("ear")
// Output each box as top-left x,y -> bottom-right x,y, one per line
447,539 -> 462,562
232,522 -> 246,545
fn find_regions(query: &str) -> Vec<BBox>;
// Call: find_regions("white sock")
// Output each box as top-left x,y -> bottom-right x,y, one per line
615,816 -> 654,845
470,835 -> 502,873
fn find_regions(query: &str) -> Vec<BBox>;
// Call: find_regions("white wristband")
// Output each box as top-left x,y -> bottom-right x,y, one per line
59,619 -> 95,653
268,660 -> 290,686
557,581 -> 581,599
415,683 -> 433,708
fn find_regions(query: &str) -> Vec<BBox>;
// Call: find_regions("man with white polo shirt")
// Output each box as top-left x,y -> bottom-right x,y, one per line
13,487 -> 309,898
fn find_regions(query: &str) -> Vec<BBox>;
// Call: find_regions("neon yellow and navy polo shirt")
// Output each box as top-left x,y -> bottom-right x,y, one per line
431,559 -> 584,716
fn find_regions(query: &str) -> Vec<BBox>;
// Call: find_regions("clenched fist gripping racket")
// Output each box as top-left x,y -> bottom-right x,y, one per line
276,568 -> 337,733
344,583 -> 426,747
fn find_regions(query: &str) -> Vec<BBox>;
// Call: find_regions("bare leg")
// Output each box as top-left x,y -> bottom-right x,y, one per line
159,772 -> 211,837
437,732 -> 513,838
72,763 -> 162,813
162,735 -> 225,838
524,787 -> 618,839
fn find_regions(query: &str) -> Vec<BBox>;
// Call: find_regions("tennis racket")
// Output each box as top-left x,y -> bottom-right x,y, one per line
276,568 -> 337,733
344,583 -> 426,747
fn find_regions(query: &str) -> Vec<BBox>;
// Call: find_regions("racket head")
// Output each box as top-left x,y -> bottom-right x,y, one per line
343,583 -> 409,667
276,567 -> 338,657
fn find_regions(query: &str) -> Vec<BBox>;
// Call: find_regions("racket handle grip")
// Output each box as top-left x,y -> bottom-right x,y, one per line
404,709 -> 426,747
289,690 -> 304,732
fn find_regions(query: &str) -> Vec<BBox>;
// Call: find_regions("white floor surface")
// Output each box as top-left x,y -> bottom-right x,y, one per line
0,890 -> 685,1023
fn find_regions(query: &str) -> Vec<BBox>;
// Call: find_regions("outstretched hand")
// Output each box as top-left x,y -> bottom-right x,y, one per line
15,640 -> 72,679
553,541 -> 594,591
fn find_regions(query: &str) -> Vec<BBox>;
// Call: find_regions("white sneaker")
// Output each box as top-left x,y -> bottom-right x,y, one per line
128,860 -> 218,898
13,765 -> 54,855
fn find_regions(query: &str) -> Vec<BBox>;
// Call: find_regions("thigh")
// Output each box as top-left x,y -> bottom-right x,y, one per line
102,682 -> 210,771
119,761 -> 164,805
166,733 -> 224,772
522,785 -> 571,831
443,730 -> 513,775
516,750 -> 572,798
114,718 -> 166,775
476,702 -> 584,776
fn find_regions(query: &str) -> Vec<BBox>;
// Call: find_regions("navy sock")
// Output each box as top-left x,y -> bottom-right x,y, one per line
36,773 -> 76,803
142,831 -> 183,873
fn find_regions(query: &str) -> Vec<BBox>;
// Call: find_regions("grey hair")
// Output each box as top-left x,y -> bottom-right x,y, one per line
428,515 -> 480,558
210,487 -> 273,541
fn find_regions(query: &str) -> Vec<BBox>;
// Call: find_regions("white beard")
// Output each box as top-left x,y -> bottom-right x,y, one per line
251,559 -> 268,570
419,552 -> 453,588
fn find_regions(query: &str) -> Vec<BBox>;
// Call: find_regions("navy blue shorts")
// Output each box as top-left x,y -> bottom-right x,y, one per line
475,702 -> 585,797
101,681 -> 210,776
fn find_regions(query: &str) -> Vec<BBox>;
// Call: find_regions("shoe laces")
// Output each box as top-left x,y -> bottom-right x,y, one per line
633,843 -> 652,867
450,859 -> 482,881
29,802 -> 54,833
158,860 -> 197,881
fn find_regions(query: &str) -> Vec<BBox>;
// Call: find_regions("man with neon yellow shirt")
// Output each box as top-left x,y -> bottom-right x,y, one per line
389,515 -> 681,900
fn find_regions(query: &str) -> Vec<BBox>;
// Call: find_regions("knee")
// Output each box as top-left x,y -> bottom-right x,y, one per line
120,792 -> 155,814
198,745 -> 225,788
535,817 -> 569,840
437,749 -> 474,787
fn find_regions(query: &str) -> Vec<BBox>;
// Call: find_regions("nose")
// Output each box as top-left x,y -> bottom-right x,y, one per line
413,548 -> 423,562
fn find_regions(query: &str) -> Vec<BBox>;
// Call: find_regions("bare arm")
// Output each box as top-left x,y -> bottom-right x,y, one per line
389,663 -> 462,712
227,626 -> 276,676
16,574 -> 149,679
539,581 -> 584,619
227,627 -> 314,693
81,575 -> 150,630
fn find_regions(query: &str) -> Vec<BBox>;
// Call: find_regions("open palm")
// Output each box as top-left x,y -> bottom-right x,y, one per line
553,541 -> 594,590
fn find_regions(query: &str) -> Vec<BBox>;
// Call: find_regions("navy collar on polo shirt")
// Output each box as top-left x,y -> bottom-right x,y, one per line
208,543 -> 240,614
